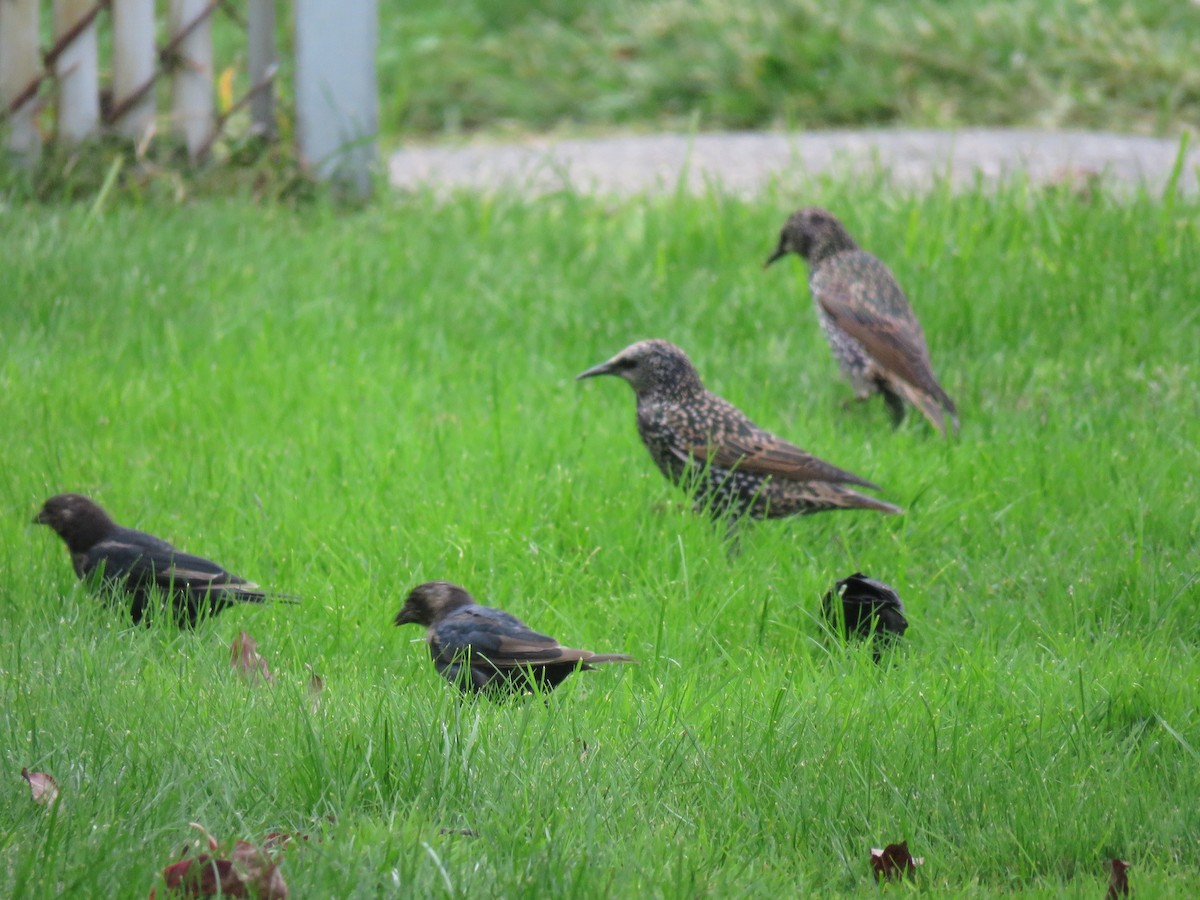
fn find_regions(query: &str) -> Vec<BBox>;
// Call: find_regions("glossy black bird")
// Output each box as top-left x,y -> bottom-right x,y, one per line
822,572 -> 908,659
766,207 -> 959,435
394,581 -> 634,696
34,493 -> 289,627
577,339 -> 901,519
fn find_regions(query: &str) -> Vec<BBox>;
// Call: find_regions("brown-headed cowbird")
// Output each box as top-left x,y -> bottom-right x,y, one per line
576,339 -> 901,520
822,572 -> 908,659
766,207 -> 958,435
394,581 -> 634,696
33,493 -> 292,627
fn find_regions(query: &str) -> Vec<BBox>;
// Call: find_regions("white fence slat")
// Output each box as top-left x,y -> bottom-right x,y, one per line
168,0 -> 214,159
53,0 -> 101,144
246,0 -> 275,137
0,0 -> 43,160
111,0 -> 157,141
295,0 -> 378,196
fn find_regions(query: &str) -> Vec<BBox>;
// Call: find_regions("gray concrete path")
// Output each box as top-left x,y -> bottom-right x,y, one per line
389,129 -> 1196,196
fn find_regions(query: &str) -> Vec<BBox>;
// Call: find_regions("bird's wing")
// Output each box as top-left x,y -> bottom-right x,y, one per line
668,408 -> 880,489
430,607 -> 594,668
812,256 -> 947,398
87,530 -> 262,596
838,573 -> 904,610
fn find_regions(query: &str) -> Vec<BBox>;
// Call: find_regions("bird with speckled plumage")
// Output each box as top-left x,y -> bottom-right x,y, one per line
765,207 -> 959,435
395,581 -> 635,696
576,339 -> 901,520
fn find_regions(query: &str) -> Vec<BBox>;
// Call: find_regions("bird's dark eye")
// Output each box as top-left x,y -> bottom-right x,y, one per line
617,358 -> 638,370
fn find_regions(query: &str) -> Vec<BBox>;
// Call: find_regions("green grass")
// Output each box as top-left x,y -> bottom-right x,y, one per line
1,182 -> 1198,896
375,0 -> 1200,137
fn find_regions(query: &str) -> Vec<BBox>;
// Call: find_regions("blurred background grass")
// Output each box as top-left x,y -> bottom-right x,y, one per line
373,0 -> 1200,138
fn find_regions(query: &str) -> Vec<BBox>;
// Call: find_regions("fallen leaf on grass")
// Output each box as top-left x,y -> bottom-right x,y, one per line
150,828 -> 287,899
231,631 -> 273,685
1106,858 -> 1131,899
870,841 -> 924,882
20,768 -> 59,805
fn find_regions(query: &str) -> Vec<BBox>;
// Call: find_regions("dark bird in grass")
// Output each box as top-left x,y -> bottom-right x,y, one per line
823,572 -> 908,659
394,581 -> 635,696
34,493 -> 292,628
576,339 -> 901,520
765,207 -> 959,435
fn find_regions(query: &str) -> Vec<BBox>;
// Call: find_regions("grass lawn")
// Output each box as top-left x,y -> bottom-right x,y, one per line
375,0 -> 1200,137
1,181 -> 1198,896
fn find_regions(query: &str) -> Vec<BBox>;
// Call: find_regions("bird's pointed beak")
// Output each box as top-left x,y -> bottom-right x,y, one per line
576,358 -> 617,381
32,510 -> 48,525
394,605 -> 418,626
764,242 -> 788,269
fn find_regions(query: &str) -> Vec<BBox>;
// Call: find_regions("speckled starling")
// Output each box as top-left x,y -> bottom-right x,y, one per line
394,581 -> 635,696
576,339 -> 901,519
822,572 -> 908,659
765,207 -> 959,435
34,493 -> 292,627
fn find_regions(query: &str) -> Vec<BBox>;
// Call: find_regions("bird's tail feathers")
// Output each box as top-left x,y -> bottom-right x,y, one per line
896,380 -> 959,437
223,587 -> 301,605
825,484 -> 903,516
587,653 -> 638,665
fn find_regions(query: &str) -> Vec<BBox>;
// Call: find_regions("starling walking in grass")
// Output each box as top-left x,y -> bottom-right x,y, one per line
822,572 -> 908,660
576,339 -> 901,520
34,493 -> 292,627
394,581 -> 635,696
765,207 -> 959,435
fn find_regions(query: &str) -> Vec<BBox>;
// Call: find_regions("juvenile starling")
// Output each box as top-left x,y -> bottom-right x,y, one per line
394,581 -> 635,696
33,493 -> 291,627
576,339 -> 901,520
765,207 -> 959,435
822,572 -> 908,659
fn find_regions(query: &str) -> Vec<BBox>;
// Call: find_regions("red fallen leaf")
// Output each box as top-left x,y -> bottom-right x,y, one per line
20,768 -> 59,805
157,855 -> 236,897
870,841 -> 924,882
231,631 -> 273,685
151,843 -> 287,899
231,840 -> 288,899
1106,858 -> 1131,899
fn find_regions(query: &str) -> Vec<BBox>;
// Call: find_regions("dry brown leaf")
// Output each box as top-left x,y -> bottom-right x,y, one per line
150,829 -> 287,899
1106,858 -> 1131,899
232,840 -> 288,899
20,768 -> 59,805
870,841 -> 924,882
231,631 -> 273,685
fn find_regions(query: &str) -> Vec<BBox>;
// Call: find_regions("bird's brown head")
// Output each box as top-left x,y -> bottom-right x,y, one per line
765,207 -> 858,268
395,581 -> 476,627
33,493 -> 117,552
576,339 -> 705,399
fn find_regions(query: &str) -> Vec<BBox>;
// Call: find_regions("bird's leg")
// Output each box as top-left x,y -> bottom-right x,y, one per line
880,386 -> 906,427
867,376 -> 906,427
